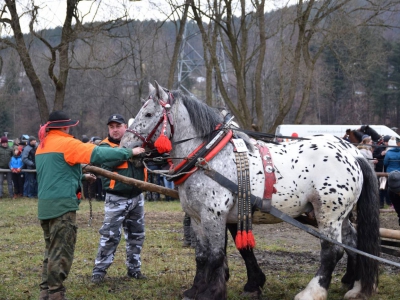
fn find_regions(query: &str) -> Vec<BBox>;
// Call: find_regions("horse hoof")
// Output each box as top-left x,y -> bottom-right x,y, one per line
240,291 -> 261,299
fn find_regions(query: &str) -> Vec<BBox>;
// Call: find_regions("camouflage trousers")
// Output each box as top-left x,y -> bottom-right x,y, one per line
92,193 -> 145,275
39,211 -> 77,293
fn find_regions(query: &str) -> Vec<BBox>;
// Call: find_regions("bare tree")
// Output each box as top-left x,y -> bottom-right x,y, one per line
0,0 -> 132,123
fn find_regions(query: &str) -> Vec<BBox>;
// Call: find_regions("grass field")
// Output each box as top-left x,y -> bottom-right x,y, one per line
0,196 -> 399,300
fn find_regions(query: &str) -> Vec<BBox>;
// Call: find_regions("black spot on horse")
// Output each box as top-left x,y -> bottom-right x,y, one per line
330,188 -> 336,193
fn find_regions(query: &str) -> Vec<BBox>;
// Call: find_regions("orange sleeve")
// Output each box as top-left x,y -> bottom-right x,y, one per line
63,138 -> 96,166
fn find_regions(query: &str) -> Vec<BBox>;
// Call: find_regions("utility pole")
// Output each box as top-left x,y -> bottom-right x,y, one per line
176,23 -> 228,106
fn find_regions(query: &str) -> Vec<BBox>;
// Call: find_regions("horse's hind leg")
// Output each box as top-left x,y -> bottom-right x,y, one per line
227,223 -> 265,298
295,223 -> 344,300
340,218 -> 357,290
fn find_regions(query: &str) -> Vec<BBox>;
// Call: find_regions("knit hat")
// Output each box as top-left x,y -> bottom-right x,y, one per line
388,171 -> 400,194
291,132 -> 298,138
361,135 -> 370,141
82,135 -> 89,143
383,135 -> 391,142
0,136 -> 8,143
388,138 -> 397,147
28,136 -> 36,143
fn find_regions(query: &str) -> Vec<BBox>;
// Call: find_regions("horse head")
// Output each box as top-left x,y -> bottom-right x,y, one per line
121,81 -> 174,153
359,125 -> 381,142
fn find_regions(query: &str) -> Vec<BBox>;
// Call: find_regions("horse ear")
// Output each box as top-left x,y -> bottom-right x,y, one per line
140,98 -> 146,104
148,83 -> 156,95
154,80 -> 168,101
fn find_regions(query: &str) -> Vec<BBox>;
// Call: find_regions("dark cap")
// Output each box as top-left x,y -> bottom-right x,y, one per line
388,171 -> 400,194
107,114 -> 126,125
383,135 -> 391,142
28,136 -> 37,143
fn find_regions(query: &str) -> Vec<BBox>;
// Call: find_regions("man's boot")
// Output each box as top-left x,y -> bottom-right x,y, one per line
48,289 -> 66,300
39,289 -> 49,300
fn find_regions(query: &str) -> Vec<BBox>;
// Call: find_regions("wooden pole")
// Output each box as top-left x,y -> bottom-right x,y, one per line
380,228 -> 400,240
82,164 -> 179,199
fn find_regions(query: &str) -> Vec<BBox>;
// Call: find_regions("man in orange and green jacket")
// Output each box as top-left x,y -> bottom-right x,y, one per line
36,110 -> 144,300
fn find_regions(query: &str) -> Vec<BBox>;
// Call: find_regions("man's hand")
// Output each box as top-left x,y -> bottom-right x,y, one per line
84,173 -> 97,184
132,147 -> 145,156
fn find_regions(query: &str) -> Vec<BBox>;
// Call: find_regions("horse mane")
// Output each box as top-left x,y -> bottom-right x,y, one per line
172,90 -> 223,137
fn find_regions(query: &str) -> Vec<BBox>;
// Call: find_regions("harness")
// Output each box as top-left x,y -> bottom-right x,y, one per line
126,92 -> 175,152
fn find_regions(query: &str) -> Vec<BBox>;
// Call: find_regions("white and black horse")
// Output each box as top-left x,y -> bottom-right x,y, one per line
121,82 -> 380,300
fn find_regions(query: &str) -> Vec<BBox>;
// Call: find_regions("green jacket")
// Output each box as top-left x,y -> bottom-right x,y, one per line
0,145 -> 13,169
100,138 -> 144,198
36,130 -> 133,220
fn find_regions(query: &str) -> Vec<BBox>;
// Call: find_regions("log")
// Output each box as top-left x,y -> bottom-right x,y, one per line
82,164 -> 179,199
380,228 -> 400,240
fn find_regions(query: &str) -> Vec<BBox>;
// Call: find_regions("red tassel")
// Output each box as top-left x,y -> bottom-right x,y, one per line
155,134 -> 172,153
235,231 -> 243,250
241,230 -> 248,249
247,230 -> 256,249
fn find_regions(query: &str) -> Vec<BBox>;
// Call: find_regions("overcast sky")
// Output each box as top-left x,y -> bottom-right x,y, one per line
4,0 -> 296,35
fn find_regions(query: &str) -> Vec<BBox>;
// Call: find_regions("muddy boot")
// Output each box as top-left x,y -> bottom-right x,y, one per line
183,214 -> 192,247
49,289 -> 66,300
190,226 -> 197,248
39,289 -> 49,300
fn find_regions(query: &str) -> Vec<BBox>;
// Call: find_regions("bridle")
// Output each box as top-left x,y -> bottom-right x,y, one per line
126,92 -> 175,150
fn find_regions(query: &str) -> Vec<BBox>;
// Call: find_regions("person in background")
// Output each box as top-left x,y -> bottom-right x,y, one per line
22,136 -> 38,198
374,135 -> 392,208
91,114 -> 147,284
357,135 -> 378,169
81,136 -> 94,200
90,137 -> 104,200
9,147 -> 24,198
275,133 -> 283,143
36,110 -> 144,300
0,136 -> 14,199
387,171 -> 400,226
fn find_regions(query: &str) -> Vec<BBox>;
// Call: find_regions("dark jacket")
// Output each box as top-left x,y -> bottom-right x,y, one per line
0,145 -> 13,169
100,137 -> 144,198
22,144 -> 37,169
373,146 -> 386,172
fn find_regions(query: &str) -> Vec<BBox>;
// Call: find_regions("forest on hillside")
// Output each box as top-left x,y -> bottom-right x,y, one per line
0,0 -> 400,140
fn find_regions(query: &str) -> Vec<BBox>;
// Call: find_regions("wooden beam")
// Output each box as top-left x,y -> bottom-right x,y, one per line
82,164 -> 179,199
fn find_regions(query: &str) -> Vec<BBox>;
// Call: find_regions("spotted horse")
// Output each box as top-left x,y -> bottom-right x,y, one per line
121,81 -> 380,300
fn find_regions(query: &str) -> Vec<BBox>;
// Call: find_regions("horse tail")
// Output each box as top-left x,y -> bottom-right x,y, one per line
355,156 -> 380,297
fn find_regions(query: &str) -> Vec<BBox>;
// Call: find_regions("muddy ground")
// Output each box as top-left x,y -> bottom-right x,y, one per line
146,207 -> 400,277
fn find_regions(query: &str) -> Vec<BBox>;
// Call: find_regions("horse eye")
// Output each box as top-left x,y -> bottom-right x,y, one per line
145,113 -> 153,118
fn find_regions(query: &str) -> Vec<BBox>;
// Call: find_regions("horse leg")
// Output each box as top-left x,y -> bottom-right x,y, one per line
183,218 -> 228,300
340,218 -> 357,290
295,224 -> 344,300
227,223 -> 265,298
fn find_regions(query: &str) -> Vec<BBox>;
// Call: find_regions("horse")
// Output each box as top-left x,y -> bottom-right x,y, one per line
346,126 -> 383,145
121,82 -> 380,300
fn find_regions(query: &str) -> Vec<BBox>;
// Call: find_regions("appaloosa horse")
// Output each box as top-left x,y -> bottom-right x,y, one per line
121,82 -> 380,300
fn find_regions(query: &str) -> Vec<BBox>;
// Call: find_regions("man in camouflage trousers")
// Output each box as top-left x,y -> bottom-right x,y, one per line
91,114 -> 146,284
